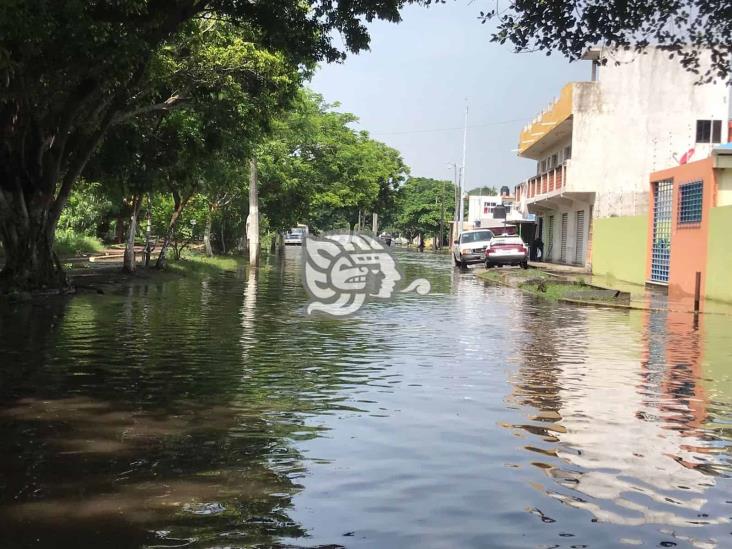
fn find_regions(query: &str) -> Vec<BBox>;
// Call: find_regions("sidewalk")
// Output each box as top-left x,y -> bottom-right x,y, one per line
528,261 -> 590,275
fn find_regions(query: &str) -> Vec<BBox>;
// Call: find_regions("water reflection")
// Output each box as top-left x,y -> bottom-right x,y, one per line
1,251 -> 731,548
508,298 -> 732,546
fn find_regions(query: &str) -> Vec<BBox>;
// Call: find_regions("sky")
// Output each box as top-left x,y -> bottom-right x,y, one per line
310,1 -> 589,192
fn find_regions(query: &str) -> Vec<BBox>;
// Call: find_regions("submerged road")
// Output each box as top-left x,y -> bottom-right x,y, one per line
1,248 -> 731,548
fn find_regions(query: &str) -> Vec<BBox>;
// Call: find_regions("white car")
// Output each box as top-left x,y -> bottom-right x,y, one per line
484,234 -> 529,269
284,226 -> 307,245
452,229 -> 495,267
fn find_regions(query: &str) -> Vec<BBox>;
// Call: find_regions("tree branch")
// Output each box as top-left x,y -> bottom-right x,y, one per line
111,94 -> 187,125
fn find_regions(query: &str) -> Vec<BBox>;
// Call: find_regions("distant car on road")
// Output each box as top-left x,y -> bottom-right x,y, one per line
284,226 -> 308,245
484,234 -> 529,269
378,233 -> 393,246
453,229 -> 495,268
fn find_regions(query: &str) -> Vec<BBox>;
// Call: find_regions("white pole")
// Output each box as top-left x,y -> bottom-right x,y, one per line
459,103 -> 468,234
248,158 -> 259,266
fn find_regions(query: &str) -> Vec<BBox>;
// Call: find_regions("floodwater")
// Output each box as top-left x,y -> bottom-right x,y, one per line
1,249 -> 731,548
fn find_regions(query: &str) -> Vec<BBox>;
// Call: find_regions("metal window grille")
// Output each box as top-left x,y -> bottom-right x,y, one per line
696,120 -> 711,143
678,181 -> 703,224
546,215 -> 554,259
651,179 -> 673,283
575,210 -> 585,265
560,213 -> 568,263
713,120 -> 722,143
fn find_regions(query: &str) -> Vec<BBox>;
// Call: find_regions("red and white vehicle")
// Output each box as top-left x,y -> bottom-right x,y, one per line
484,234 -> 529,269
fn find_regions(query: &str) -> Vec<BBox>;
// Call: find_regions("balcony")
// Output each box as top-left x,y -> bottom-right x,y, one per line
518,83 -> 575,159
523,162 -> 567,202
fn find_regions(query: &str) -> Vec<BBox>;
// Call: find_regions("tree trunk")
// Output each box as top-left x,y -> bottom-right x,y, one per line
220,218 -> 226,255
155,188 -> 191,269
123,195 -> 142,273
144,195 -> 153,268
114,214 -> 127,243
0,221 -> 66,292
0,186 -> 70,292
247,158 -> 259,266
203,207 -> 214,257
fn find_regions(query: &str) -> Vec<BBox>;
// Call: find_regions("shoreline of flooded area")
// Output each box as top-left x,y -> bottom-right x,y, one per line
1,249 -> 731,548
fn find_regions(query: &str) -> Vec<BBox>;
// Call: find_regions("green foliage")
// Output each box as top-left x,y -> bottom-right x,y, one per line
395,177 -> 456,239
0,0 -> 422,288
150,193 -> 209,259
166,253 -> 245,276
468,187 -> 497,196
257,90 -> 409,233
57,181 -> 115,237
482,0 -> 731,82
53,230 -> 104,257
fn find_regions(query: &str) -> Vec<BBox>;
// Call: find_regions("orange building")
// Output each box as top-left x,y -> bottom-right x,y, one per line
647,145 -> 732,306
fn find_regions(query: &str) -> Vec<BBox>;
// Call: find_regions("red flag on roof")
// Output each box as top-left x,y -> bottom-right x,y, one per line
679,148 -> 695,165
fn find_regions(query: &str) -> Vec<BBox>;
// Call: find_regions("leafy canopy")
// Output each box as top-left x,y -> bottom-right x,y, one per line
483,0 -> 732,82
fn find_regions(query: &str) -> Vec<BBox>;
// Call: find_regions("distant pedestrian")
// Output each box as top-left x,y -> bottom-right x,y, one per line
535,237 -> 544,262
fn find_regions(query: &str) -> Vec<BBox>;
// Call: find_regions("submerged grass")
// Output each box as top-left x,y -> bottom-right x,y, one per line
54,230 -> 104,257
520,281 -> 578,301
478,268 -> 627,305
166,253 -> 246,275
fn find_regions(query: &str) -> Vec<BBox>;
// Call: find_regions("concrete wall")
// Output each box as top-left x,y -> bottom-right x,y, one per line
569,48 -> 729,219
706,206 -> 732,303
592,215 -> 648,284
647,158 -> 715,299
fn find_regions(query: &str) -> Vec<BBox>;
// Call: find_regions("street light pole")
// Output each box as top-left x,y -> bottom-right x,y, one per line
459,103 -> 468,235
439,178 -> 446,249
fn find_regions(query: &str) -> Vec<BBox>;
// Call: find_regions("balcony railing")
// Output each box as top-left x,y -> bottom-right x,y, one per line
526,164 -> 567,198
519,162 -> 567,201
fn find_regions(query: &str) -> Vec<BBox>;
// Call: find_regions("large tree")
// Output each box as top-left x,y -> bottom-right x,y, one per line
257,90 -> 408,234
483,0 -> 732,82
395,177 -> 455,245
0,0 -> 419,291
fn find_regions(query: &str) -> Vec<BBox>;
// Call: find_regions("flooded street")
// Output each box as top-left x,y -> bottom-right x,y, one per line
1,250 -> 731,548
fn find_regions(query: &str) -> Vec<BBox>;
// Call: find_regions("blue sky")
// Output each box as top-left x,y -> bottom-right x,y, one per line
310,1 -> 589,191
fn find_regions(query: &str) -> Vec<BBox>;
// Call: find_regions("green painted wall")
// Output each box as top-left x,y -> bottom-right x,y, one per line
592,215 -> 648,285
705,206 -> 732,303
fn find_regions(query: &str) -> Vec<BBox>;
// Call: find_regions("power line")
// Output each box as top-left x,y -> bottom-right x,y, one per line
369,117 -> 528,136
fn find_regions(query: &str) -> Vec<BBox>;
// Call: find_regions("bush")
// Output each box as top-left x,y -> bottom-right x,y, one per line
54,229 -> 104,257
57,180 -> 115,238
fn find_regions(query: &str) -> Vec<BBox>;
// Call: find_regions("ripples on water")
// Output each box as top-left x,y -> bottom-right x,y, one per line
1,248 -> 731,548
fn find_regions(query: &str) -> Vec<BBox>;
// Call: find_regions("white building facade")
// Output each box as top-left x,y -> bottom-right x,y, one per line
466,193 -> 515,229
513,47 -> 730,268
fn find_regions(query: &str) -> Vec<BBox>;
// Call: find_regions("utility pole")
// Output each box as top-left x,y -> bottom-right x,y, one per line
439,179 -> 446,249
372,212 -> 378,235
459,102 -> 468,235
247,158 -> 259,266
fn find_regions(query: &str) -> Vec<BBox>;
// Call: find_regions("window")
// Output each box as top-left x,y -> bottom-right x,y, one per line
483,201 -> 497,215
551,153 -> 558,168
696,120 -> 722,144
540,159 -> 547,173
460,230 -> 494,243
678,181 -> 703,224
564,145 -> 572,160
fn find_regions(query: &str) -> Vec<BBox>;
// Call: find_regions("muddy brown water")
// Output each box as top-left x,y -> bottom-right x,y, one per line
1,249 -> 731,548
